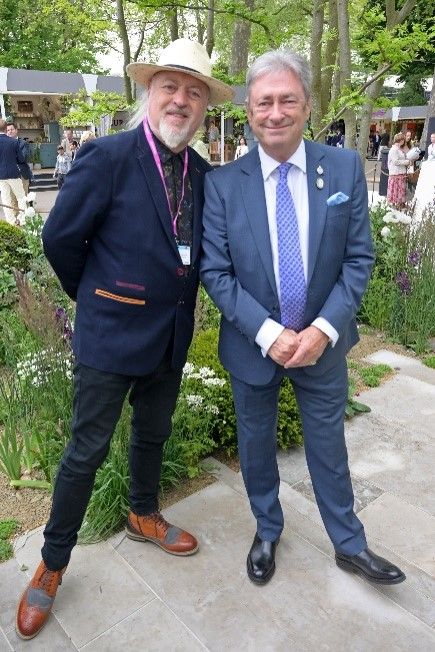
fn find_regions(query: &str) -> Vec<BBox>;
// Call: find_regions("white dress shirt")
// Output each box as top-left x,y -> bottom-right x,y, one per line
254,141 -> 338,355
427,143 -> 435,160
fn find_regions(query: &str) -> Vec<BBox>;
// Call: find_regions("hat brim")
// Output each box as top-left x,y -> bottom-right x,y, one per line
126,63 -> 234,105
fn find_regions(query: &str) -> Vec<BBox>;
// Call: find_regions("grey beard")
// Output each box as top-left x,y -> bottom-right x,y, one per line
158,118 -> 192,150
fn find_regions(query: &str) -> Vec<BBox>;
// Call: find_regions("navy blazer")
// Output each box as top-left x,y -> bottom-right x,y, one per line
42,125 -> 211,375
0,133 -> 25,179
201,141 -> 374,385
17,139 -> 32,180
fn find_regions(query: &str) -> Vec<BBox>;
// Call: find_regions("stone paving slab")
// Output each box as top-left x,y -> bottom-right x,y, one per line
359,493 -> 435,577
365,350 -> 435,385
13,529 -> 155,649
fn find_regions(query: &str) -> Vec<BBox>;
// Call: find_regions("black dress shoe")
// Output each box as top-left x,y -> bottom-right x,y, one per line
247,533 -> 279,585
335,547 -> 406,585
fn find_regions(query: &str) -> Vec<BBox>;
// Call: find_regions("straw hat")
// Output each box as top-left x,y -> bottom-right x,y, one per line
126,39 -> 233,105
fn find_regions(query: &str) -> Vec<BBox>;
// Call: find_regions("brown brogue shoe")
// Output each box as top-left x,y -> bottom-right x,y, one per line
16,560 -> 66,640
126,511 -> 198,556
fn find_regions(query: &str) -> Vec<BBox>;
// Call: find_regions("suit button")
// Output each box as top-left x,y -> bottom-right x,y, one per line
176,267 -> 184,276
178,300 -> 184,305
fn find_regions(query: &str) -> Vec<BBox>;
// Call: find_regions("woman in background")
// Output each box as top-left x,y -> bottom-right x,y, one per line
234,136 -> 249,159
387,133 -> 411,208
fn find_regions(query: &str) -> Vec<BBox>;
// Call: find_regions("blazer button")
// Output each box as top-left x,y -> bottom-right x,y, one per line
178,299 -> 185,305
176,267 -> 184,277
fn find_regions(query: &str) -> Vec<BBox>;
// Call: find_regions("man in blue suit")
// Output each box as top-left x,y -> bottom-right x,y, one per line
201,50 -> 405,587
0,118 -> 26,224
16,39 -> 233,640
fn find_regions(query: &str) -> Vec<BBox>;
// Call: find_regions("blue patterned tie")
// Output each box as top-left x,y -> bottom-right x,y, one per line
276,162 -> 306,330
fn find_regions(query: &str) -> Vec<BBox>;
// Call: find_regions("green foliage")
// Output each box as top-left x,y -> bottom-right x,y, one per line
396,74 -> 427,107
0,519 -> 18,539
359,363 -> 392,388
423,356 -> 435,369
0,540 -> 13,562
361,203 -> 435,353
0,519 -> 18,562
0,0 -> 109,73
346,378 -> 371,419
60,90 -> 130,128
0,222 -> 30,273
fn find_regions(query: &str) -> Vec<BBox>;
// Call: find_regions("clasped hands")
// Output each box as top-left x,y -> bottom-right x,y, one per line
267,325 -> 329,368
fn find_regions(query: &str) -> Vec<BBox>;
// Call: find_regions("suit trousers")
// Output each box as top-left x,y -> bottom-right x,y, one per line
10,177 -> 30,216
0,178 -> 26,224
231,358 -> 367,556
42,355 -> 182,570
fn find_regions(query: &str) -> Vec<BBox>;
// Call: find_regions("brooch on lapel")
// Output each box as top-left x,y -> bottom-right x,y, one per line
316,178 -> 324,189
317,165 -> 324,175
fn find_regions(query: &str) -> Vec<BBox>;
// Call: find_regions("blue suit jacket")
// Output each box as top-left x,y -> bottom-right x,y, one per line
200,140 -> 374,385
0,133 -> 25,179
42,125 -> 210,375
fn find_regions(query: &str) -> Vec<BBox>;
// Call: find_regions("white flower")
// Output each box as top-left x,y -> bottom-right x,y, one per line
183,362 -> 195,376
203,377 -> 226,387
383,211 -> 397,223
25,192 -> 36,203
24,207 -> 36,218
381,226 -> 391,238
394,211 -> 412,225
186,394 -> 204,408
206,405 -> 219,415
198,366 -> 215,378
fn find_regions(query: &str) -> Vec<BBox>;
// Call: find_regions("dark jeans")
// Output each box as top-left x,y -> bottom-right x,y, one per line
42,356 -> 183,570
57,173 -> 66,189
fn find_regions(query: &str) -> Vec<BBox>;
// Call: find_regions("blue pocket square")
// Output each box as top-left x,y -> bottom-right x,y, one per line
327,192 -> 349,206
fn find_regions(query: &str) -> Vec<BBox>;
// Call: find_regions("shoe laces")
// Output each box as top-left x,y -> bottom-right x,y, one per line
148,512 -> 169,534
37,567 -> 62,593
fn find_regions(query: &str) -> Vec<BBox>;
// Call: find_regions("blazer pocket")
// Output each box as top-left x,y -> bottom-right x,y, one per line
95,288 -> 146,305
327,204 -> 349,218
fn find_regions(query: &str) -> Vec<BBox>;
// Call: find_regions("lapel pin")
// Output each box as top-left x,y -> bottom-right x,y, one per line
316,178 -> 324,189
317,165 -> 324,175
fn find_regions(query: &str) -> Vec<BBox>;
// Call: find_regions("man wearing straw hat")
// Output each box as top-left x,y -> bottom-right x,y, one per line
16,39 -> 232,640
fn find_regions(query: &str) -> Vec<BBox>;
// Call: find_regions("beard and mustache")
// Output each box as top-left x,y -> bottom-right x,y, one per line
158,111 -> 197,151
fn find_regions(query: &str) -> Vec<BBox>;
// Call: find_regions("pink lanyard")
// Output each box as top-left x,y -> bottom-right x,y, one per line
143,117 -> 188,237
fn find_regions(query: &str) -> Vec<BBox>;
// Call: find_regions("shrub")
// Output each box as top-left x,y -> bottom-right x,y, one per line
188,328 -> 303,452
0,222 -> 30,272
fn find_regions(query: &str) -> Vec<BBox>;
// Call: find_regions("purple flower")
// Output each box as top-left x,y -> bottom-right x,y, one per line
396,271 -> 411,296
55,307 -> 74,343
407,250 -> 420,266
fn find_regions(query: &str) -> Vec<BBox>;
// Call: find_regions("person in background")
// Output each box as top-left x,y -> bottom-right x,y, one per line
0,118 -> 26,224
70,140 -> 79,161
15,38 -> 232,641
190,128 -> 211,162
6,122 -> 33,218
201,48 -> 405,589
378,129 -> 390,160
208,120 -> 220,160
53,145 -> 71,189
426,133 -> 435,160
234,136 -> 249,159
387,132 -> 410,208
79,130 -> 96,147
60,128 -> 74,157
403,130 -> 413,155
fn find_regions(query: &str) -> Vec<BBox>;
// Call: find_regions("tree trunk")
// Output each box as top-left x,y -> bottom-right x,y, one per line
337,0 -> 356,149
357,75 -> 384,163
356,0 -> 418,163
169,9 -> 179,41
229,0 -> 254,77
206,0 -> 214,57
321,0 -> 338,116
309,0 -> 325,137
420,65 -> 435,149
116,0 -> 133,104
196,9 -> 204,44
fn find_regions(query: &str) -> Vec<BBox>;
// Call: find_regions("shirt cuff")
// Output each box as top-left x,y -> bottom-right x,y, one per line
312,317 -> 339,347
255,318 -> 285,358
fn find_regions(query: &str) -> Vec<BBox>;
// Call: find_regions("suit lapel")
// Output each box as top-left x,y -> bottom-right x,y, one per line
135,126 -> 180,258
188,151 -> 205,264
305,140 -> 329,286
241,148 -> 278,298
